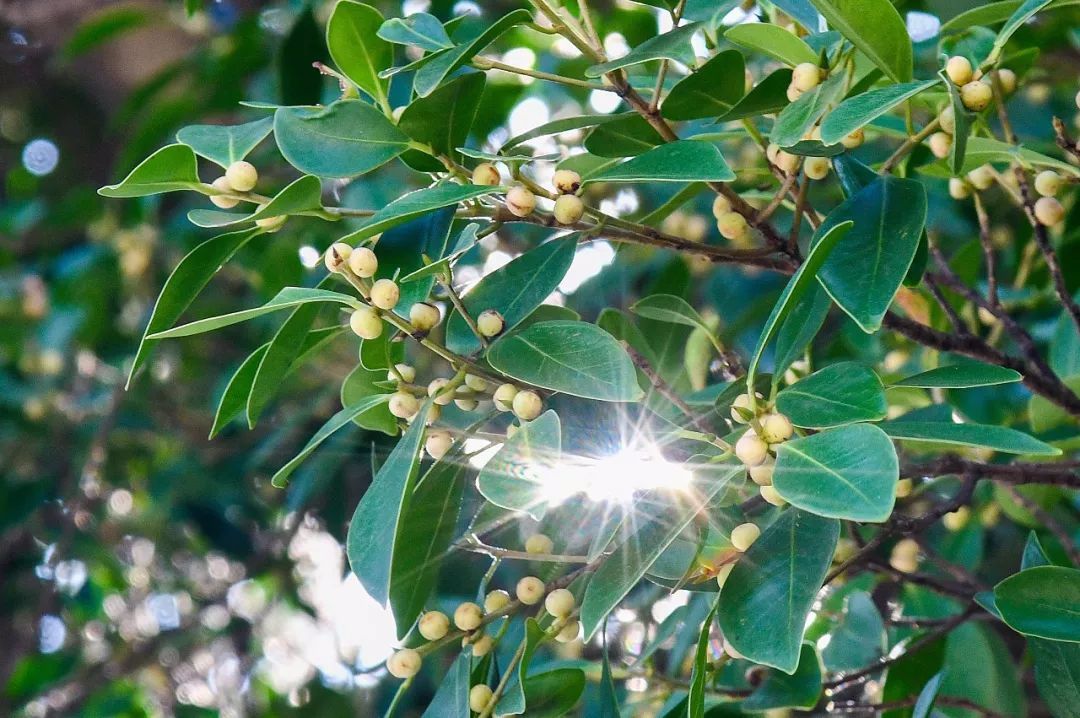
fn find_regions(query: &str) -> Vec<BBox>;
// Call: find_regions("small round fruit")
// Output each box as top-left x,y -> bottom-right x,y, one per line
731,522 -> 761,552
555,619 -> 580,643
493,383 -> 518,411
418,611 -> 450,641
464,374 -> 487,392
388,391 -> 420,419
455,398 -> 478,411
428,378 -> 454,405
792,62 -> 822,92
767,145 -> 798,173
945,55 -> 973,86
735,431 -> 769,467
348,246 -> 378,278
477,309 -> 505,338
717,211 -> 749,241
516,576 -> 545,605
410,302 -> 440,331
425,430 -> 453,460
370,279 -> 400,311
453,602 -> 484,631
545,588 -> 575,619
960,81 -> 993,111
512,390 -> 543,421
472,162 -> 501,186
834,537 -> 858,563
730,392 -> 758,423
225,160 -> 258,192
553,194 -> 585,225
967,165 -> 994,190
948,177 -> 971,200
748,458 -> 774,486
324,242 -> 352,273
715,562 -> 735,589
255,214 -> 286,232
804,156 -> 830,180
469,685 -> 494,713
552,169 -> 582,194
996,68 -> 1016,95
388,363 -> 416,384
386,648 -> 421,678
712,195 -> 732,219
895,478 -> 914,498
841,128 -> 865,149
210,176 -> 239,209
525,533 -> 554,555
759,485 -> 787,507
943,506 -> 971,532
1035,170 -> 1062,197
484,589 -> 511,614
938,106 -> 956,135
928,132 -> 952,159
758,413 -> 794,444
1035,197 -> 1065,226
350,307 -> 383,340
890,538 -> 920,573
472,635 -> 494,657
506,186 -> 536,217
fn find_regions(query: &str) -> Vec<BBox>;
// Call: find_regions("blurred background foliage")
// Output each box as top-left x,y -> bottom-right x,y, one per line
1,0 -> 1078,716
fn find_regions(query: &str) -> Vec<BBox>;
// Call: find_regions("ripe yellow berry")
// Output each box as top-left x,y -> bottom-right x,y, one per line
512,390 -> 543,421
792,62 -> 822,92
731,522 -> 761,552
553,169 -> 582,194
748,458 -> 774,486
464,374 -> 488,392
348,246 -> 378,278
470,685 -> 494,713
553,194 -> 585,225
943,506 -> 971,532
493,383 -> 518,412
516,576 -> 545,605
996,68 -> 1016,95
760,485 -> 787,507
758,413 -> 794,444
1035,170 -> 1062,197
477,309 -> 505,338
428,378 -> 454,405
453,602 -> 484,631
938,106 -> 956,135
841,128 -> 865,149
948,178 -> 971,200
324,242 -> 352,273
484,589 -> 511,614
960,81 -> 993,111
712,195 -> 732,219
555,619 -> 581,643
388,391 -> 419,419
225,160 -> 258,192
472,162 -> 501,186
767,144 -> 799,173
409,302 -> 440,331
386,648 -> 421,678
890,538 -> 920,573
525,533 -> 554,555
1034,197 -> 1065,226
545,588 -> 575,618
255,214 -> 286,232
735,431 -> 769,467
804,156 -> 830,180
945,56 -> 973,86
928,132 -> 952,159
717,211 -> 749,241
418,611 -> 450,641
472,634 -> 494,657
349,306 -> 383,340
967,165 -> 994,190
715,562 -> 735,588
425,430 -> 453,460
895,478 -> 914,498
370,279 -> 400,311
210,176 -> 239,209
506,186 -> 536,217
388,363 -> 416,384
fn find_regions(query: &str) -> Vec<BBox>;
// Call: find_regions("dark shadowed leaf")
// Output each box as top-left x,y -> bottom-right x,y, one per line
742,643 -> 823,710
661,51 -> 745,121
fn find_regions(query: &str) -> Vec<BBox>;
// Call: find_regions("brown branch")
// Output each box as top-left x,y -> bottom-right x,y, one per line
623,343 -> 714,434
904,456 -> 1080,488
999,483 -> 1080,567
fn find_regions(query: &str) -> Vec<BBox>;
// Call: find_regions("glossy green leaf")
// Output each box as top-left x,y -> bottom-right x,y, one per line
585,23 -> 701,77
421,649 -> 471,718
960,137 -> 1080,176
273,100 -> 408,178
326,1 -> 392,107
1031,639 -> 1080,718
879,420 -> 1060,456
582,141 -> 735,185
175,117 -> 274,168
378,13 -> 453,52
718,68 -> 793,122
995,566 -> 1080,642
487,321 -> 643,402
347,402 -> 431,604
188,174 -> 323,227
939,623 -> 1026,717
742,643 -> 823,711
912,672 -> 944,718
98,144 -> 201,197
718,510 -> 839,673
820,592 -> 885,673
771,74 -> 846,149
521,669 -> 585,717
772,285 -> 831,379
341,364 -> 398,436
584,114 -> 665,158
819,80 -> 939,145
399,72 -> 485,167
724,23 -> 818,66
892,362 -> 1022,388
496,618 -> 547,715
810,0 -> 912,82
991,0 -> 1052,62
413,9 -> 531,96
341,183 -> 500,244
777,362 -> 887,428
632,294 -> 713,334
476,410 -> 561,521
660,51 -> 745,121
246,294 -> 325,426
211,345 -> 267,438
941,1 -> 1025,34
502,113 -> 636,152
688,600 -> 718,718
774,423 -> 898,521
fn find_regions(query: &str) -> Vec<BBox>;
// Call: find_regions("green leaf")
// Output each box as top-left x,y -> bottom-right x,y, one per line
773,285 -> 831,379
585,23 -> 701,77
148,287 -> 359,339
399,72 -> 485,166
1029,374 -> 1080,433
502,113 -> 636,152
631,294 -> 715,337
892,362 -> 1022,388
819,80 -> 939,145
128,228 -> 259,385
585,114 -> 665,158
347,402 -> 431,604
1031,639 -> 1080,718
742,643 -> 823,711
99,144 -> 201,197
326,1 -> 392,107
211,345 -> 268,438
61,7 -> 153,60
717,68 -> 793,122
579,465 -> 741,639
581,141 -> 735,185
771,74 -> 846,152
399,223 -> 480,284
660,51 -> 745,121
939,623 -> 1026,718
340,183 -> 500,244
941,1 -> 1025,34
878,420 -> 1060,456
521,669 -> 585,718
724,23 -> 818,66
188,174 -> 324,228
496,618 -> 547,715
272,395 -> 391,487
487,321 -> 643,402
820,592 -> 885,672
246,294 -> 326,426
912,673 -> 944,718
445,236 -> 577,355
413,9 -> 532,97
991,0 -> 1052,62
810,0 -> 912,82
994,566 -> 1080,642
777,362 -> 886,428
341,364 -> 398,436
814,175 -> 926,333
476,410 -> 561,521
939,69 -> 973,176
688,600 -> 719,718
718,510 -> 839,673
378,13 -> 453,52
421,649 -> 471,718
273,100 -> 408,178
175,117 -> 274,168
960,137 -> 1080,177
